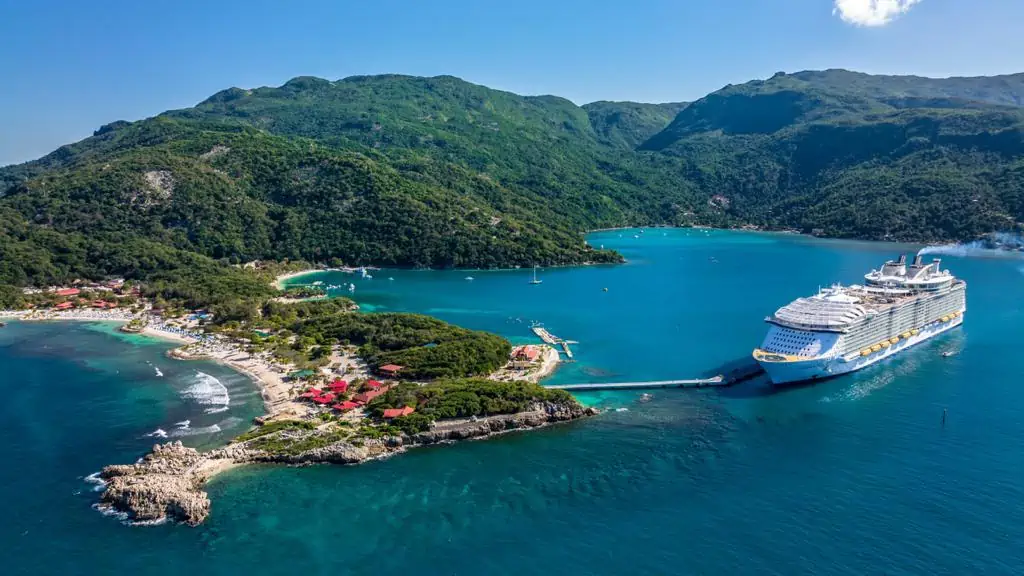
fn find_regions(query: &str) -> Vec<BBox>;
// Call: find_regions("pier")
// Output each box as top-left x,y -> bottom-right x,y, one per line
549,377 -> 725,391
531,324 -> 575,359
548,358 -> 766,392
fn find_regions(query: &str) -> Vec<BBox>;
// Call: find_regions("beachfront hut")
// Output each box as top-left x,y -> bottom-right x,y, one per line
55,288 -> 80,297
289,369 -> 316,381
333,401 -> 360,411
329,380 -> 349,393
382,406 -> 415,419
54,302 -> 74,310
378,364 -> 403,377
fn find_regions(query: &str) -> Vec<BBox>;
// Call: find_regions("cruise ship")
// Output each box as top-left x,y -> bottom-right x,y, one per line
753,254 -> 966,385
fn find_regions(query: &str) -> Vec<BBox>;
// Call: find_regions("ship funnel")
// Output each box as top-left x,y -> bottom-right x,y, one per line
913,254 -> 923,266
897,254 -> 906,265
932,258 -> 942,271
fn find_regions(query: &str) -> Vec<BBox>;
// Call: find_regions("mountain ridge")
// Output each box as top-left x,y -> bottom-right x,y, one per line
2,68 -> 1023,310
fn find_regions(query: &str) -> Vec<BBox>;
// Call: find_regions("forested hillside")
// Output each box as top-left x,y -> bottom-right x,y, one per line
2,69 -> 1024,305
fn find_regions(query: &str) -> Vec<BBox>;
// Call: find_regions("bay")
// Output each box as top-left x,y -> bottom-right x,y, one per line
3,229 -> 1024,575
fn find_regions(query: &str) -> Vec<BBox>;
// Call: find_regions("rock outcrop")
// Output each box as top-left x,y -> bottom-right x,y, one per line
97,401 -> 596,526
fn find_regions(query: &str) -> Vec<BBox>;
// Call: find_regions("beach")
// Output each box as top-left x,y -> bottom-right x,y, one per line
271,269 -> 322,290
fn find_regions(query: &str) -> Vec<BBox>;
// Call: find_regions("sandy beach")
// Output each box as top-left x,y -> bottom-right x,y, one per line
272,269 -> 322,290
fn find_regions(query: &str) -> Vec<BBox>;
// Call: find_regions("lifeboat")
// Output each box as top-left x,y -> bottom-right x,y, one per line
901,332 -> 912,339
880,341 -> 891,348
889,337 -> 899,344
941,316 -> 950,322
871,344 -> 882,352
860,349 -> 872,357
910,329 -> 920,335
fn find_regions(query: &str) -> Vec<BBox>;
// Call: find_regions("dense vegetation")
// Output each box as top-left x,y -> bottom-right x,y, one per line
3,69 -> 1024,303
368,378 -> 575,433
288,311 -> 511,379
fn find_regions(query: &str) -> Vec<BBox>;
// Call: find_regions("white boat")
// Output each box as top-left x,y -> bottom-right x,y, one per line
942,350 -> 958,358
465,276 -> 475,281
529,266 -> 542,285
753,254 -> 966,385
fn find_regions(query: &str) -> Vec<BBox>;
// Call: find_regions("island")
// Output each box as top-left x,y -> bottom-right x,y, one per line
1,270 -> 592,526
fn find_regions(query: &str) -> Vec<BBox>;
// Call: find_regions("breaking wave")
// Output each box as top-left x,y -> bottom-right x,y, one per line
84,472 -> 107,492
145,428 -> 168,439
182,371 -> 230,412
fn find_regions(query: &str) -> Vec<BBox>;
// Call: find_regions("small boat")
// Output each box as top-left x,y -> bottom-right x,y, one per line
0,321 -> 6,328
529,266 -> 542,285
942,350 -> 958,358
633,234 -> 640,239
465,276 -> 475,281
639,393 -> 653,403
388,277 -> 394,281
602,287 -> 609,292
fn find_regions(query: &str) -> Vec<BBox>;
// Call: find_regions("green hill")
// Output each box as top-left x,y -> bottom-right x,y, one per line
640,70 -> 1024,240
2,69 -> 1024,308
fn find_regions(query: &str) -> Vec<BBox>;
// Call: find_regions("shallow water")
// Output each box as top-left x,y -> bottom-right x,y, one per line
4,230 -> 1024,575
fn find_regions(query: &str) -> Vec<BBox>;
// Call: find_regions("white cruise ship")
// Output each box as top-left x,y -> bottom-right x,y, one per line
753,254 -> 966,385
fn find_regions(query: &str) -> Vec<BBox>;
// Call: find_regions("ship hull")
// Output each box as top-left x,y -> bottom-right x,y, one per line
758,314 -> 963,385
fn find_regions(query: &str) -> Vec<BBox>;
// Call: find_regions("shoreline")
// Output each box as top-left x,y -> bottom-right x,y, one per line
98,400 -> 597,526
271,269 -> 323,290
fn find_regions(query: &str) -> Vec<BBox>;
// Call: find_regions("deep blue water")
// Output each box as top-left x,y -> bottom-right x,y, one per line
4,230 -> 1024,575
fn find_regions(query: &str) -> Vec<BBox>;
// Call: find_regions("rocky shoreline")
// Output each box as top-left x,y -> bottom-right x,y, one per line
98,401 -> 596,526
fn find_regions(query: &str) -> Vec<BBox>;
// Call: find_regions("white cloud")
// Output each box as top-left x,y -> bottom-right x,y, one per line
833,0 -> 923,27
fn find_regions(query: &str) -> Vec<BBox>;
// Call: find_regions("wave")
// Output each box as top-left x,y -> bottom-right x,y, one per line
182,371 -> 230,410
145,428 -> 168,439
170,424 -> 221,437
173,420 -> 190,430
91,503 -> 168,526
84,471 -> 107,492
204,406 -> 229,415
154,367 -> 164,377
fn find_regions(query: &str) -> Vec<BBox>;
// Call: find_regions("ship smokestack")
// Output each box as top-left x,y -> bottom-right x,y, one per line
913,254 -> 923,266
932,258 -> 942,271
898,254 -> 906,265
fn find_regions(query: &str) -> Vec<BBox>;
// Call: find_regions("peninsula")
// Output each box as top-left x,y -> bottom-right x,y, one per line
1,271 -> 589,526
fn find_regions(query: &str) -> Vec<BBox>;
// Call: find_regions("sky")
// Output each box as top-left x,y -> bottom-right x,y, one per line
1,0 -> 1023,166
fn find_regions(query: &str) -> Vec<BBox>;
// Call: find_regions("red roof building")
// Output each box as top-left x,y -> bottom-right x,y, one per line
378,364 -> 403,376
512,346 -> 540,361
333,401 -> 361,411
382,406 -> 416,419
328,380 -> 349,393
55,288 -> 80,297
312,393 -> 336,405
54,302 -> 74,310
353,386 -> 390,404
365,379 -> 383,390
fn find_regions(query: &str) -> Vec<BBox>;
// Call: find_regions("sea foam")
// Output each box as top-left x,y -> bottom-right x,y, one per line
182,371 -> 230,413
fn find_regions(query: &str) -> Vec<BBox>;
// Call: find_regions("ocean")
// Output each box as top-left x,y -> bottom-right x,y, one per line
3,229 -> 1023,575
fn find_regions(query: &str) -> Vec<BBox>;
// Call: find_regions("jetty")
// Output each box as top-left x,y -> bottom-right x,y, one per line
549,358 -> 766,392
532,324 -> 575,359
549,377 -> 725,391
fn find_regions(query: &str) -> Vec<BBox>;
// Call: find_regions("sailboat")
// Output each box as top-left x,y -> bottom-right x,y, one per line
529,266 -> 543,285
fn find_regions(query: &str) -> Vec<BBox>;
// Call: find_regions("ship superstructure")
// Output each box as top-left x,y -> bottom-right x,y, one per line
753,254 -> 966,385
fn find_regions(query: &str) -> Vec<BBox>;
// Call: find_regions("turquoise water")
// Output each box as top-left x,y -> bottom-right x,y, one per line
4,230 -> 1024,574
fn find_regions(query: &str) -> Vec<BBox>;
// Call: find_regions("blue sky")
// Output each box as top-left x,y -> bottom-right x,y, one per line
2,0 -> 1023,166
